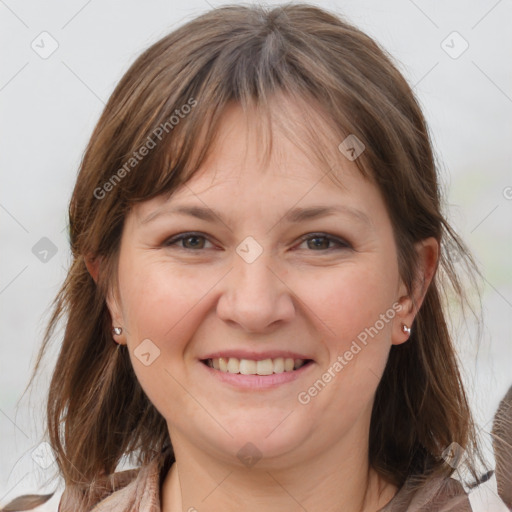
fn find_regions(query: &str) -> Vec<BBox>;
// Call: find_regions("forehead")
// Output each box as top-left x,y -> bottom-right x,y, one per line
131,95 -> 381,227
202,97 -> 350,177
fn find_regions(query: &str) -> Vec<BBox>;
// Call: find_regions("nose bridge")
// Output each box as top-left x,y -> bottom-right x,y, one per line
216,238 -> 295,332
235,244 -> 276,297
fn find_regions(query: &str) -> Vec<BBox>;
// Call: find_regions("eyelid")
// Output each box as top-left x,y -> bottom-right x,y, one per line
163,232 -> 216,249
295,233 -> 352,251
163,231 -> 352,252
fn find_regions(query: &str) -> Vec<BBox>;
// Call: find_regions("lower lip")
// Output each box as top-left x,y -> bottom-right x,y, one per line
199,360 -> 315,390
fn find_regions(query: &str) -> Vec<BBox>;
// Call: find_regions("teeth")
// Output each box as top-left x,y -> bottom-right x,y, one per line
240,359 -> 257,375
227,358 -> 239,373
256,359 -> 274,375
206,357 -> 308,375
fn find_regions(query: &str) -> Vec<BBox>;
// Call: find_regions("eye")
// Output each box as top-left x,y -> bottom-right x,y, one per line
295,233 -> 352,251
162,232 -> 352,252
163,232 -> 214,250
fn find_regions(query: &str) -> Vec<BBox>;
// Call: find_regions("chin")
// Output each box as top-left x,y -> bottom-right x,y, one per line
216,422 -> 310,466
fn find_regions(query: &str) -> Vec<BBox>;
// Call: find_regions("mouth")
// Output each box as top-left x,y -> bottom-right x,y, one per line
200,357 -> 314,375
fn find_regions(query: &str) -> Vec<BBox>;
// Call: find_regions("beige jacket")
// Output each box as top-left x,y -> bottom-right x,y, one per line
58,449 -> 473,512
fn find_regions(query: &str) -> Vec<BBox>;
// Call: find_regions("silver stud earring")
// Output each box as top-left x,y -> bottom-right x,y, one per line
402,324 -> 411,335
112,326 -> 123,336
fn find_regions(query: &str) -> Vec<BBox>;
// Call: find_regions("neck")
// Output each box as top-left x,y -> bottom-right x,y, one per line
161,428 -> 397,512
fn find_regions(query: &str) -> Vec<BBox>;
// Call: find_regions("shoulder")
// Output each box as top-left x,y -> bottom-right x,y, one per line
58,449 -> 173,512
380,475 -> 473,511
57,467 -> 142,512
90,461 -> 160,512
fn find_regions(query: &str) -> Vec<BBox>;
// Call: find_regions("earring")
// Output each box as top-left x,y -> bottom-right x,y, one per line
402,324 -> 411,335
112,326 -> 123,336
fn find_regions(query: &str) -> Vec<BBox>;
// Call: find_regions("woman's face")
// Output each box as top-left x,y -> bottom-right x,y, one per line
107,102 -> 416,469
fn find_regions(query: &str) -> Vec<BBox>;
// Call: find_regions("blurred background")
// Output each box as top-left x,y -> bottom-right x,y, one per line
1,0 -> 511,510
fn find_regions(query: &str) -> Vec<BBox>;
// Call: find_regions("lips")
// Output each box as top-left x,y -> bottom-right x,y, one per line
199,349 -> 314,378
203,356 -> 314,374
200,350 -> 313,361
200,355 -> 315,389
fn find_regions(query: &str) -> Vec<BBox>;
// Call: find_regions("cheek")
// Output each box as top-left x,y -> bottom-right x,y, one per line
306,262 -> 398,401
316,263 -> 398,343
117,258 -> 218,420
119,258 -> 222,348
290,263 -> 399,435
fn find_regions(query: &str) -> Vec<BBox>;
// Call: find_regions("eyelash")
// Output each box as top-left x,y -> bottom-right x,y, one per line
162,232 -> 352,252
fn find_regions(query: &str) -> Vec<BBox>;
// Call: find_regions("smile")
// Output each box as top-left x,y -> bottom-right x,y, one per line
199,356 -> 316,390
202,357 -> 312,375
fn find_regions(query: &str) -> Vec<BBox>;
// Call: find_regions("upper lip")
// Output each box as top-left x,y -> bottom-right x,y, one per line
200,350 -> 313,361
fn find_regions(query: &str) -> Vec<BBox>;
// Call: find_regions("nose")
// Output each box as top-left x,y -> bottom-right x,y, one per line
216,248 -> 296,333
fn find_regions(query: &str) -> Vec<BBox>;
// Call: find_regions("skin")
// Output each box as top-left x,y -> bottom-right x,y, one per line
87,100 -> 438,512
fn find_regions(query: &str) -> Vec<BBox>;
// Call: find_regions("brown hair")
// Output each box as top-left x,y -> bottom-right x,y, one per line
3,3 -> 490,510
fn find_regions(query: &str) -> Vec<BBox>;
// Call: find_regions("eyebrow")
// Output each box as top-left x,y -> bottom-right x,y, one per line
140,204 -> 372,227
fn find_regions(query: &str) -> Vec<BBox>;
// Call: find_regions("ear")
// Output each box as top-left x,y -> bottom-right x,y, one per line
85,254 -> 127,345
105,285 -> 127,345
85,254 -> 100,283
392,237 -> 439,345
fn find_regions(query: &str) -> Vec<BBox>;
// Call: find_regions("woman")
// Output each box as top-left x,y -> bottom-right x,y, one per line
1,3 -> 497,511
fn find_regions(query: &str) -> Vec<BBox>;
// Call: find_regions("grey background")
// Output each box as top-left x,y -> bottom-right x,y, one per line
1,1 -> 511,510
